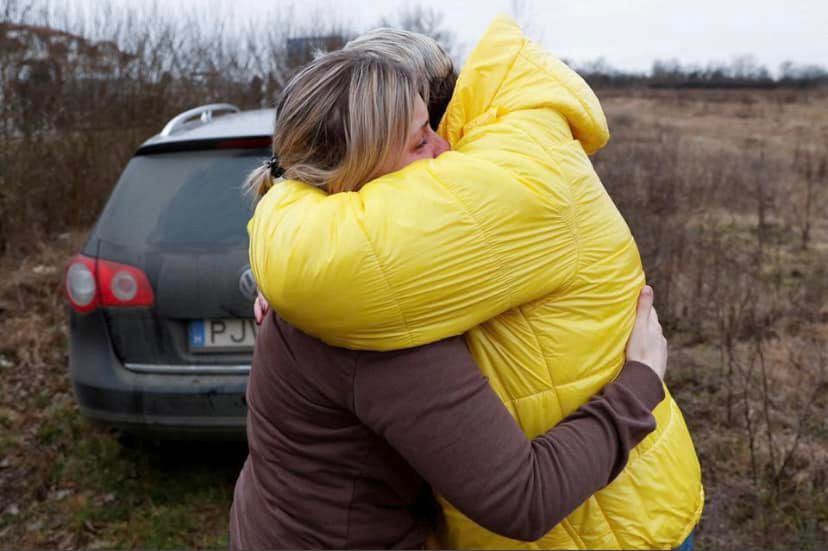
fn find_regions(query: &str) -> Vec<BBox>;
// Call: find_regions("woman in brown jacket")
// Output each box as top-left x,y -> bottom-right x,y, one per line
231,35 -> 670,550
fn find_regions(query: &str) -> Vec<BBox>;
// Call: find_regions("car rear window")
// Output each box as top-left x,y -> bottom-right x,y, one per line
89,148 -> 269,251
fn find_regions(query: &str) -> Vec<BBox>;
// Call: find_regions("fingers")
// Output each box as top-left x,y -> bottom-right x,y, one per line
648,306 -> 667,360
650,305 -> 661,331
636,285 -> 654,322
254,292 -> 266,325
254,299 -> 263,325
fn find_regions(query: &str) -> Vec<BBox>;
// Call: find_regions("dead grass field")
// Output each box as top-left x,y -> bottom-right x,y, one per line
596,88 -> 828,549
0,88 -> 826,550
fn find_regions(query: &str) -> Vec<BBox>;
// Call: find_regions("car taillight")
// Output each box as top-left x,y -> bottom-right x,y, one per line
65,254 -> 154,313
66,256 -> 98,313
95,259 -> 154,307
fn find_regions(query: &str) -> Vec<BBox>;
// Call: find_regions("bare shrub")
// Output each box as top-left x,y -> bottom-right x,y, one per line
0,0 -> 354,256
597,90 -> 827,548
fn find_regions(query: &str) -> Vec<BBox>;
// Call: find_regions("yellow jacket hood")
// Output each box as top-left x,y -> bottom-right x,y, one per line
441,15 -> 609,155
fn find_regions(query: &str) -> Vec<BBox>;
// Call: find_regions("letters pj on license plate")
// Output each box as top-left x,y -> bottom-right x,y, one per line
189,319 -> 257,351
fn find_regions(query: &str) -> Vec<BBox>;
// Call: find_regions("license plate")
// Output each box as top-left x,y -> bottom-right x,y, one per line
189,319 -> 257,351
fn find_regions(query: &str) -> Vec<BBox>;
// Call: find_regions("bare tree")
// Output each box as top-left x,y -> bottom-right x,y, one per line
0,0 -> 363,254
377,6 -> 462,62
793,145 -> 827,250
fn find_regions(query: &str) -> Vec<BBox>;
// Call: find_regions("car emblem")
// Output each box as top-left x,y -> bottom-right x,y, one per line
239,266 -> 258,302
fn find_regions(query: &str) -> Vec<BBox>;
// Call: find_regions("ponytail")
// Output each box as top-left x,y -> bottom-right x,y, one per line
245,155 -> 286,201
244,165 -> 275,200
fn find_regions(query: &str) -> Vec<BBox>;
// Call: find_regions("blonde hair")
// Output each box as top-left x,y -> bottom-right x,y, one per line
345,28 -> 456,130
246,49 -> 418,198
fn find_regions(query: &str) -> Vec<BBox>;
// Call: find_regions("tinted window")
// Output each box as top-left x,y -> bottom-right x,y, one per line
91,149 -> 268,251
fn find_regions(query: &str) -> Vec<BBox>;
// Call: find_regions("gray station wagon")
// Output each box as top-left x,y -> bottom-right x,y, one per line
65,104 -> 273,438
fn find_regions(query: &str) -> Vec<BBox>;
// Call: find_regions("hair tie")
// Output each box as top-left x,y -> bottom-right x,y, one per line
265,156 -> 285,178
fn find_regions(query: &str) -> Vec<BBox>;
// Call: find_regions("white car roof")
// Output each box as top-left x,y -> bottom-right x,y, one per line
140,108 -> 275,148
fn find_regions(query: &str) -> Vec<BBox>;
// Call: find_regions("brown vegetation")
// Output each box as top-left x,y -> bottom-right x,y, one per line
594,88 -> 828,549
1,1 -> 826,549
0,0 -> 361,256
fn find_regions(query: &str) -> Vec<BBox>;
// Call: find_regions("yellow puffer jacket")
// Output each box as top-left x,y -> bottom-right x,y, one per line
249,16 -> 703,550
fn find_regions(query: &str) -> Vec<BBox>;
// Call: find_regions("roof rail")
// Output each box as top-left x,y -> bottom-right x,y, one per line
159,103 -> 241,137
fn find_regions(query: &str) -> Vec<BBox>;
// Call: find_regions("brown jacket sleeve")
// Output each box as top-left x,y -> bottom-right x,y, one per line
354,336 -> 664,542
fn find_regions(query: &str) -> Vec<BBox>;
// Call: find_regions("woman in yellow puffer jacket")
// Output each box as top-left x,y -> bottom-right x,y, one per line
248,17 -> 703,549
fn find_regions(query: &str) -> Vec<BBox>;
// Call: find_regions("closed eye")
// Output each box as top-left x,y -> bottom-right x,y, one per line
412,120 -> 430,150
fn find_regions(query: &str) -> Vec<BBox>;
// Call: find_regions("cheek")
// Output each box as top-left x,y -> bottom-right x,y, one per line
393,142 -> 447,173
406,150 -> 433,165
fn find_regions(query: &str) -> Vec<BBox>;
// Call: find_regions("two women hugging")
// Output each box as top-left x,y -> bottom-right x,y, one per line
232,16 -> 702,551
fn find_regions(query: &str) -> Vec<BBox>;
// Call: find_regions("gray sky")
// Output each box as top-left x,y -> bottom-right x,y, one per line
121,0 -> 828,73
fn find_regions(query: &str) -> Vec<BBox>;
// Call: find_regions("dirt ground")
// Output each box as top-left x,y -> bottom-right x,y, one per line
1,88 -> 826,549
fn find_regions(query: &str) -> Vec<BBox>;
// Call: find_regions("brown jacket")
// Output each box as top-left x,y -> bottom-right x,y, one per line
229,313 -> 664,549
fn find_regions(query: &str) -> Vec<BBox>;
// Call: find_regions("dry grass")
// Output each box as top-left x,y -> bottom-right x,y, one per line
0,233 -> 245,550
594,88 -> 828,549
0,88 -> 825,550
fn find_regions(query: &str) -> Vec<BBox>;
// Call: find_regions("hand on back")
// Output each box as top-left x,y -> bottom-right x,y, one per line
625,285 -> 668,381
254,291 -> 270,325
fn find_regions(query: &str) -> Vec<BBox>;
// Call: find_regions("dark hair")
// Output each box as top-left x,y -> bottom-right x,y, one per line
428,70 -> 458,129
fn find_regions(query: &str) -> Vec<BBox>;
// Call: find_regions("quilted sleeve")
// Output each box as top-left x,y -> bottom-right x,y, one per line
248,16 -> 608,350
248,149 -> 576,350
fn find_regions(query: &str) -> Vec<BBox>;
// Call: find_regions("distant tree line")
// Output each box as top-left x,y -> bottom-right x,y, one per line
0,0 -> 457,254
574,56 -> 828,89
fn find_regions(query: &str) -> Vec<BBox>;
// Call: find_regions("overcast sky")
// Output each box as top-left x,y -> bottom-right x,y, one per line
108,0 -> 827,74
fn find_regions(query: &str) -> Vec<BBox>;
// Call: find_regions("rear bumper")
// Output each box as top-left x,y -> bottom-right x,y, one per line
73,381 -> 247,439
69,309 -> 249,439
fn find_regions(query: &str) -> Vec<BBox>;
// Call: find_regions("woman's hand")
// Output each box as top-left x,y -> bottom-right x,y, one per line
254,291 -> 270,325
625,285 -> 668,381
